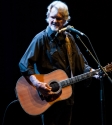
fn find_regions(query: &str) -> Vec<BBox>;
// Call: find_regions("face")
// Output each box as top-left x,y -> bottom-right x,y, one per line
48,7 -> 66,32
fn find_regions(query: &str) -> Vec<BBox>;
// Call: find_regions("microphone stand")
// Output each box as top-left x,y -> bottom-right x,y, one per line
76,34 -> 112,125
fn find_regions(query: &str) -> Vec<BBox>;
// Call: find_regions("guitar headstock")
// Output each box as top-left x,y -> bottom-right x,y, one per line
104,62 -> 112,72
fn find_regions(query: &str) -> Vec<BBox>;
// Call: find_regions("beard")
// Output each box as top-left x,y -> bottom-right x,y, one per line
50,24 -> 60,32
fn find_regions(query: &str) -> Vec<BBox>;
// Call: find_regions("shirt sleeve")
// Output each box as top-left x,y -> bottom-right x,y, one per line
18,34 -> 42,76
79,51 -> 92,73
76,46 -> 92,73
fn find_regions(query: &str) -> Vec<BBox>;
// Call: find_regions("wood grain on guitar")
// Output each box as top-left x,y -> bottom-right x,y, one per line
15,63 -> 112,115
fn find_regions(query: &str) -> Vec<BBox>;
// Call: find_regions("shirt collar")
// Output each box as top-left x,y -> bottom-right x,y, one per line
46,26 -> 57,40
46,26 -> 66,43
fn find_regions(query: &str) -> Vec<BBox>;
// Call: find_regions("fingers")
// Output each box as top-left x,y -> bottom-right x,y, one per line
93,74 -> 100,79
39,88 -> 53,97
45,83 -> 52,90
37,82 -> 53,96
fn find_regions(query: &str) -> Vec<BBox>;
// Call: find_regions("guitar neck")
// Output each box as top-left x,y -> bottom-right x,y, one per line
60,69 -> 100,88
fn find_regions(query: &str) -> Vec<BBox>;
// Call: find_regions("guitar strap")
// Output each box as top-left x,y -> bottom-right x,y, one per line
65,33 -> 73,77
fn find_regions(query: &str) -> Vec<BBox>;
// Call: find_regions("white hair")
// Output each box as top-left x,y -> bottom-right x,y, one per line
46,1 -> 71,25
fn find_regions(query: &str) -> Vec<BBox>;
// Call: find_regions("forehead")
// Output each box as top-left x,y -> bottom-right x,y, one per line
49,7 -> 63,18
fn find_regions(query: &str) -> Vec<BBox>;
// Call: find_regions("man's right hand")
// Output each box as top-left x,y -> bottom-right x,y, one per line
29,75 -> 52,97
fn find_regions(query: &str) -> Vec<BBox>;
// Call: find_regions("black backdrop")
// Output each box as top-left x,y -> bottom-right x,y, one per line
1,0 -> 112,125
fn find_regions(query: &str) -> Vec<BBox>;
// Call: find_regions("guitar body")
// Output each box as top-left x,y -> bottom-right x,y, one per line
15,63 -> 112,115
15,69 -> 72,116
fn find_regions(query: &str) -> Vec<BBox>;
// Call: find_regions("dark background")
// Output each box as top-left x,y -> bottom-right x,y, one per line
1,0 -> 112,125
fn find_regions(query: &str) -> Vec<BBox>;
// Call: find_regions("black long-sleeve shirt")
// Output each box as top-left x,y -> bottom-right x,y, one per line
18,26 -> 92,105
19,26 -> 91,76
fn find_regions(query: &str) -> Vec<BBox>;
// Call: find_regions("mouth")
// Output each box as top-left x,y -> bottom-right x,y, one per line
52,24 -> 59,27
51,24 -> 59,28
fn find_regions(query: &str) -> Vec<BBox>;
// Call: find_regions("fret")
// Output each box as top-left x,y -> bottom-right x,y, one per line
60,69 -> 100,88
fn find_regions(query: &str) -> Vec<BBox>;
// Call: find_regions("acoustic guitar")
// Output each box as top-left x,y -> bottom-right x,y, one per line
15,63 -> 112,115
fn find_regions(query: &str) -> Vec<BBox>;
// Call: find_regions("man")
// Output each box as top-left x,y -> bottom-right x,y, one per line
19,1 -> 99,125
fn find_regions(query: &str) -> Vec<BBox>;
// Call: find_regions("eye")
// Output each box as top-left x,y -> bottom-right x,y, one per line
50,16 -> 55,19
56,17 -> 62,20
50,16 -> 62,21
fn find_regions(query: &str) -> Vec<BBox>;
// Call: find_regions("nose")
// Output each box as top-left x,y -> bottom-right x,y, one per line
53,18 -> 58,22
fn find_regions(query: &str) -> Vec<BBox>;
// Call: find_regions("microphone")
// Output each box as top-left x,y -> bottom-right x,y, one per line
58,25 -> 73,33
59,25 -> 84,35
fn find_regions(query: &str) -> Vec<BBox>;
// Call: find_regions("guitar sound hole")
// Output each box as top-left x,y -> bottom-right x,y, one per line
50,82 -> 59,92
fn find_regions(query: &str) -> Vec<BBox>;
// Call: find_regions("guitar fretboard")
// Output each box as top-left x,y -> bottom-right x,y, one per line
60,69 -> 100,88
